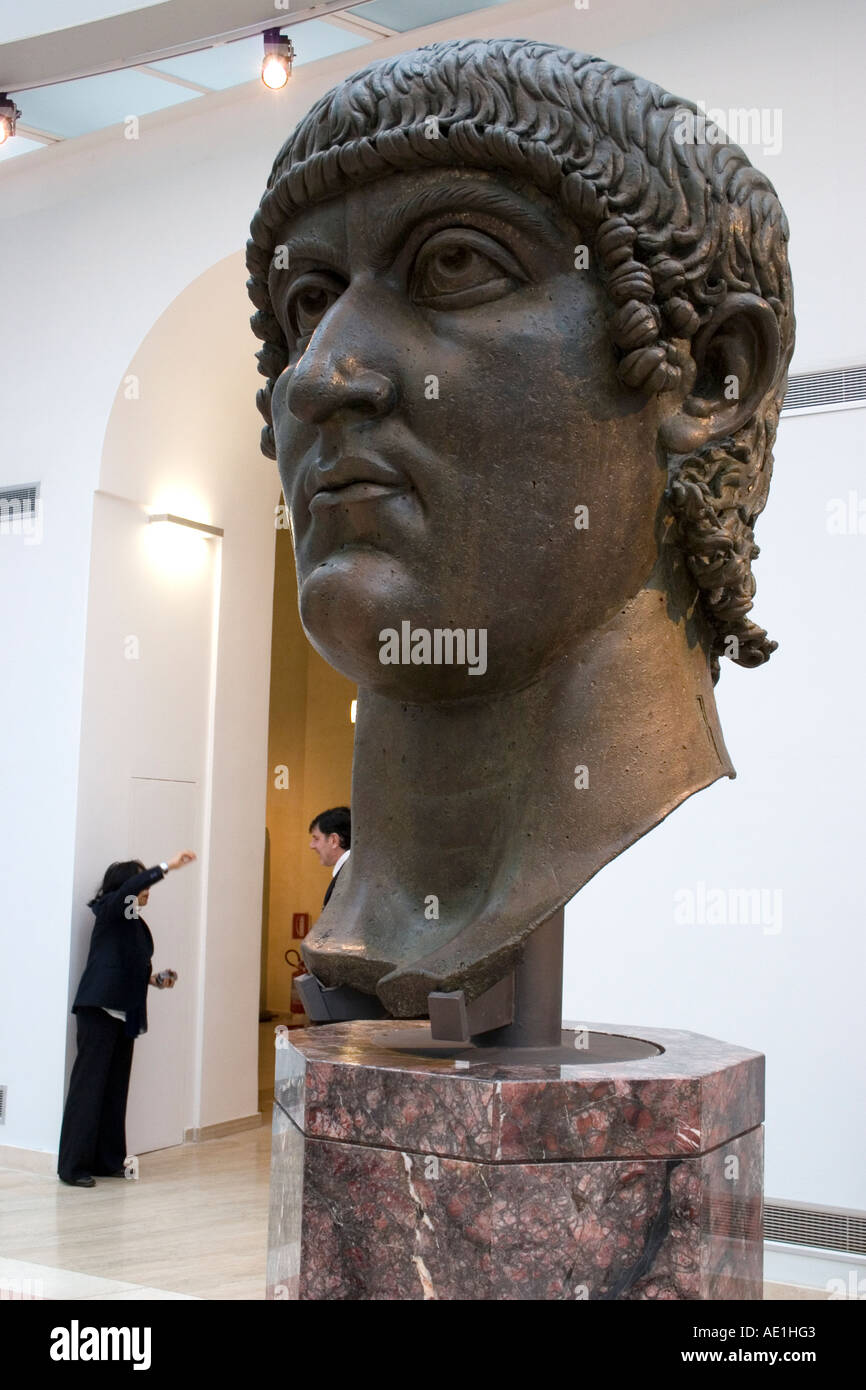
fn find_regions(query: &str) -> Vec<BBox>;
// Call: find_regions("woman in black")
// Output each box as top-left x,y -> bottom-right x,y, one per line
57,850 -> 196,1187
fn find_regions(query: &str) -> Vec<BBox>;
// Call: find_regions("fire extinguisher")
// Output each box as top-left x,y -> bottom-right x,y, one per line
284,947 -> 306,1015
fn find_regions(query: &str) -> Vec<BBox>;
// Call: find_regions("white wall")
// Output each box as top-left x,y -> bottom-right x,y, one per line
0,0 -> 862,1211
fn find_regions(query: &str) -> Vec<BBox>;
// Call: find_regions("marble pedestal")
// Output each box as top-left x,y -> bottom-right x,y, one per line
267,1021 -> 764,1301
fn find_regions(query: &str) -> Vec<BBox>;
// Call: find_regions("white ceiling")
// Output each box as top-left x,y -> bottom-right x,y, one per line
0,0 -> 520,162
0,2 -> 167,48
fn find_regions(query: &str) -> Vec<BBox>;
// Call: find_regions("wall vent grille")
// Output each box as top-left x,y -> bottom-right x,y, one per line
0,1085 -> 6,1124
781,366 -> 866,415
0,483 -> 39,519
765,1200 -> 866,1254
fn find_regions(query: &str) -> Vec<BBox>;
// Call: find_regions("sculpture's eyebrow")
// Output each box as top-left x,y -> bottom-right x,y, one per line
367,180 -> 563,268
269,179 -> 565,294
269,238 -> 347,296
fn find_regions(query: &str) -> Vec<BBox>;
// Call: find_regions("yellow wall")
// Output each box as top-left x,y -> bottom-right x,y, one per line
264,524 -> 356,1013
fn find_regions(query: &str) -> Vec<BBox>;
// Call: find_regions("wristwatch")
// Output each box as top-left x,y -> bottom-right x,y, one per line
159,861 -> 169,874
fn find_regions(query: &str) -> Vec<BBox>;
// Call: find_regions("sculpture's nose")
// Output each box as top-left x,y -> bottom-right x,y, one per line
287,347 -> 397,427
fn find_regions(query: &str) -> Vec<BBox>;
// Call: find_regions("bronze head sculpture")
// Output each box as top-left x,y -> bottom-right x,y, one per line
247,39 -> 795,1021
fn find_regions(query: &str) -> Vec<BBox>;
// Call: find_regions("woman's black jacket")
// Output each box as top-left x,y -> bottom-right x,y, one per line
72,865 -> 165,1039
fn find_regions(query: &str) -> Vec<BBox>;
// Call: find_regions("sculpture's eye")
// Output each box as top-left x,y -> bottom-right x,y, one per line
411,228 -> 528,309
284,272 -> 344,344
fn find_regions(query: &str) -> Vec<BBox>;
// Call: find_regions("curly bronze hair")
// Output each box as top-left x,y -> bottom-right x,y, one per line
247,38 -> 795,679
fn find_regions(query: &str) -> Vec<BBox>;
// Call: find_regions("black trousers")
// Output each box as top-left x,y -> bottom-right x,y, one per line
57,1006 -> 135,1182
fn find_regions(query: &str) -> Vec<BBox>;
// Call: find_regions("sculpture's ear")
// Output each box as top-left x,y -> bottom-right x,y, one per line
659,292 -> 781,454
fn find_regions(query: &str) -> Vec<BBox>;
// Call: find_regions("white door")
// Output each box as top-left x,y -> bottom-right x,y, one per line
126,777 -> 199,1154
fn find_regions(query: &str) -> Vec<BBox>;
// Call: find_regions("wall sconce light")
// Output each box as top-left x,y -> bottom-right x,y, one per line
144,510 -> 221,578
261,30 -> 294,90
350,699 -> 357,724
147,513 -> 224,538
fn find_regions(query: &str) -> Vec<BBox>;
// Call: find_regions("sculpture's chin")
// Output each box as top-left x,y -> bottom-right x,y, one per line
296,545 -> 584,699
299,620 -> 386,690
297,551 -> 494,698
297,549 -> 407,687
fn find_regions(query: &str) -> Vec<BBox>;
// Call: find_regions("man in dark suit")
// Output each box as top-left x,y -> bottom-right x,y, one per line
309,807 -> 350,907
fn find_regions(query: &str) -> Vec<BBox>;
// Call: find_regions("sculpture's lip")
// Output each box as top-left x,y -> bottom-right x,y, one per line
309,480 -> 409,511
305,453 -> 408,505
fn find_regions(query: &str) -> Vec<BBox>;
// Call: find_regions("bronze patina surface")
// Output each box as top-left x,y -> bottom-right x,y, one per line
247,39 -> 794,1018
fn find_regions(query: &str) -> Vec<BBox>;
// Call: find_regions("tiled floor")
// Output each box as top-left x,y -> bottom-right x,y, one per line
0,1257 -> 198,1300
0,1123 -> 272,1301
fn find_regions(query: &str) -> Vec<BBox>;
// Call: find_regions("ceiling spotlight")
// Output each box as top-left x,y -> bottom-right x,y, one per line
261,30 -> 293,91
0,94 -> 22,145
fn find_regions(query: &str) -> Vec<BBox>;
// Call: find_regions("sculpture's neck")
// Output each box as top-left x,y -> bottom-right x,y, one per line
305,580 -> 734,1015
